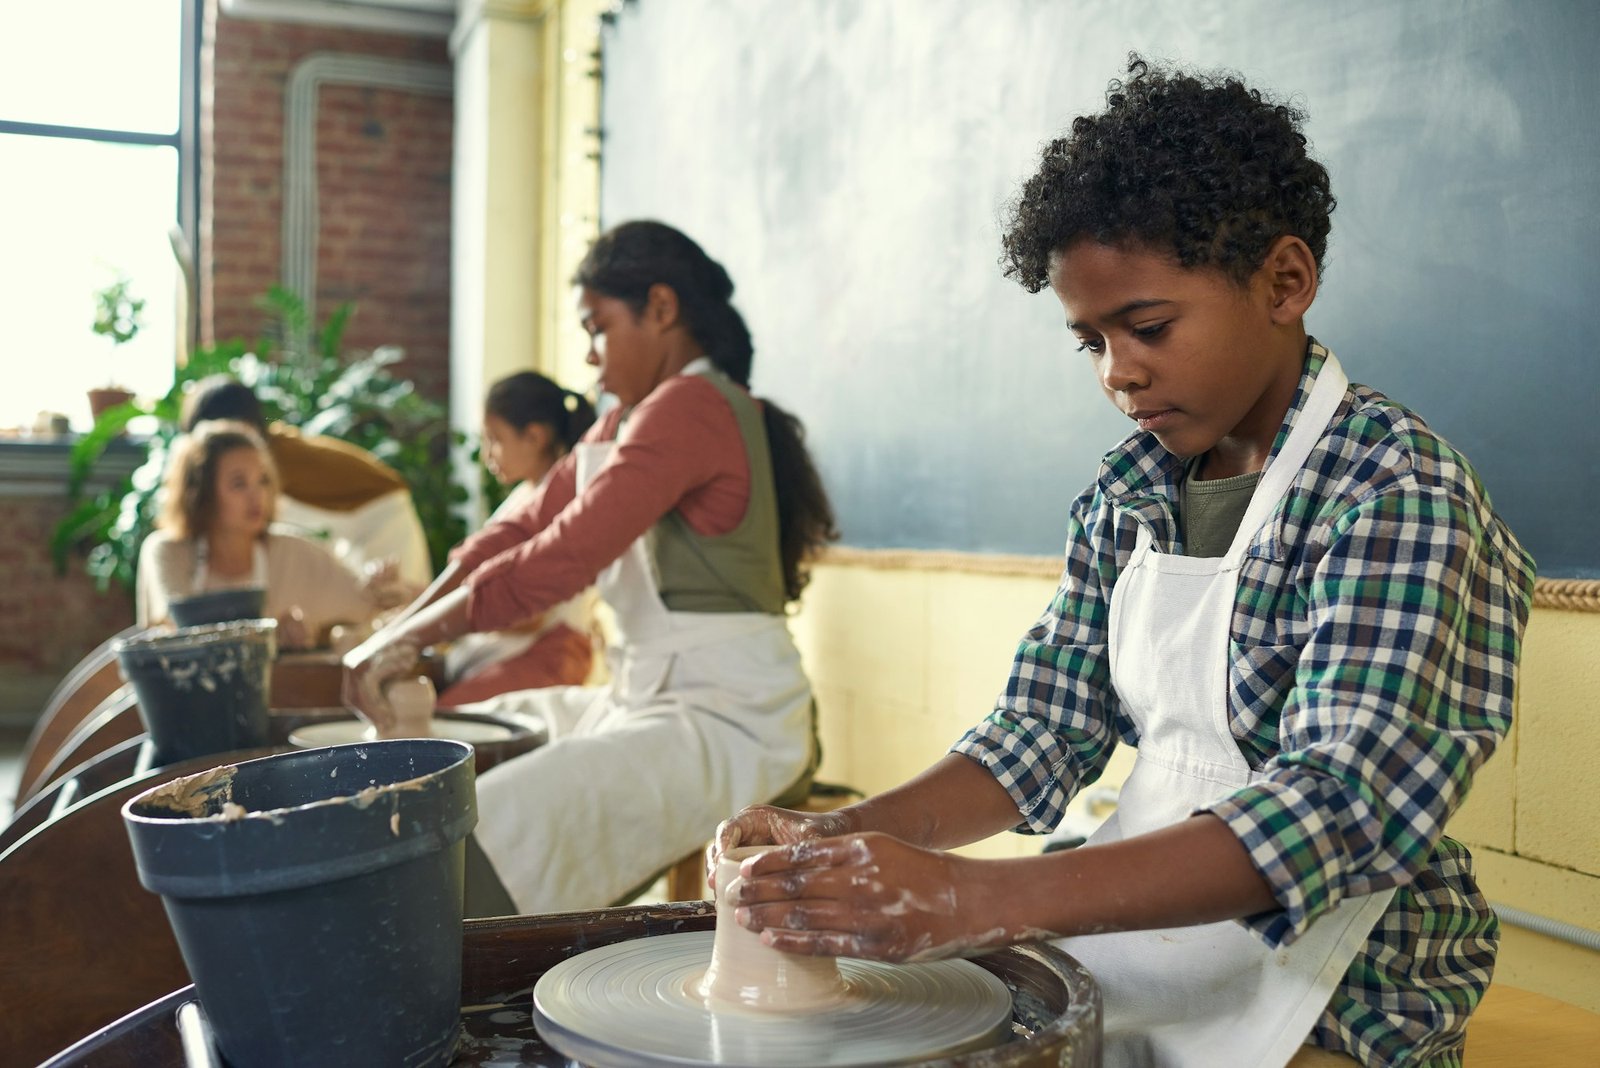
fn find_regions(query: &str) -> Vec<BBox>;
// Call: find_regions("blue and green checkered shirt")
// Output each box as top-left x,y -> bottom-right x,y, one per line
953,341 -> 1535,1067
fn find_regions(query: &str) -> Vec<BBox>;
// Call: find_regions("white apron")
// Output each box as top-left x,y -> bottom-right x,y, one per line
471,423 -> 814,913
192,541 -> 269,591
1060,354 -> 1395,1068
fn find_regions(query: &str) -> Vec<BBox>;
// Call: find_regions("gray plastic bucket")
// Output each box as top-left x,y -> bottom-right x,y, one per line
167,587 -> 266,628
122,739 -> 477,1067
113,619 -> 277,767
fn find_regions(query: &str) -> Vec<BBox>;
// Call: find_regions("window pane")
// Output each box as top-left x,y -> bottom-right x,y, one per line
0,1 -> 182,134
0,136 -> 180,432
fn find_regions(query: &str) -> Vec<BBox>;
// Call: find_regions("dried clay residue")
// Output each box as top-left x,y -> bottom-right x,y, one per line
141,764 -> 238,817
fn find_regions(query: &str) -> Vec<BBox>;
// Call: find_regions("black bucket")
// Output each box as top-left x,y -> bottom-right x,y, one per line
113,619 -> 277,767
121,740 -> 477,1068
167,587 -> 267,628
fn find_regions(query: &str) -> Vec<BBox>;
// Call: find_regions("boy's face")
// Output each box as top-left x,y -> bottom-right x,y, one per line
1047,240 -> 1307,477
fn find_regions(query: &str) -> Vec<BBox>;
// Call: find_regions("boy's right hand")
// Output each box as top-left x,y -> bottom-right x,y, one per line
706,803 -> 854,892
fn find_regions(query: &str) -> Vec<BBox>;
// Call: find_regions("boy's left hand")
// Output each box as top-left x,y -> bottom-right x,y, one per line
731,832 -> 999,963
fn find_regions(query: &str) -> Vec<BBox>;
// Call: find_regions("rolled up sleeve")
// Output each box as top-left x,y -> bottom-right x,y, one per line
951,492 -> 1125,833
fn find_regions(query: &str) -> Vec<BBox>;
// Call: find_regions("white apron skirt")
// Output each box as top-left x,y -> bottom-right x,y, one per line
469,436 -> 813,913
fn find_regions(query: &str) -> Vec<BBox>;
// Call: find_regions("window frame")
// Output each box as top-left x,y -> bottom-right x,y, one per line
0,0 -> 201,404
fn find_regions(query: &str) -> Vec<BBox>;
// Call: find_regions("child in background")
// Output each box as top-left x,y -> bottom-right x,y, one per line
345,221 -> 838,915
714,57 -> 1535,1068
138,420 -> 404,647
437,372 -> 599,705
180,376 -> 432,590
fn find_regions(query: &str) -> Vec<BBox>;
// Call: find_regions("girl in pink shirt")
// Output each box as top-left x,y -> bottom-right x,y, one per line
345,221 -> 837,914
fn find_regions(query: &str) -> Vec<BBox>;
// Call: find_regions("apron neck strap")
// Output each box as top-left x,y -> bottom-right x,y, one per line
194,538 -> 270,590
1223,353 -> 1349,561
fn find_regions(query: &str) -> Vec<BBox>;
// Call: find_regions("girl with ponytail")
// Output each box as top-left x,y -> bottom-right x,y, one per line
434,372 -> 601,705
345,221 -> 838,915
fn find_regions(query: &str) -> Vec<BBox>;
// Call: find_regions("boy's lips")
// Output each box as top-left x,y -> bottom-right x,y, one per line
1128,407 -> 1178,431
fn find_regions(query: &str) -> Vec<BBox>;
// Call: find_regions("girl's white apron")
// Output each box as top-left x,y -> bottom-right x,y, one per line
191,540 -> 269,592
471,420 -> 813,913
1061,355 -> 1394,1068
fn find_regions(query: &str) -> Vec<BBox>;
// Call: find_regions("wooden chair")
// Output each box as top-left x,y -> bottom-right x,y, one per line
0,702 -> 545,1067
14,625 -> 140,806
0,744 -> 285,1068
0,735 -> 147,856
663,781 -> 866,901
22,686 -> 142,805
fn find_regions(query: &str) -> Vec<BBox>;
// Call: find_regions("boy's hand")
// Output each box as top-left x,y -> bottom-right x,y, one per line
707,803 -> 854,892
730,832 -> 1006,963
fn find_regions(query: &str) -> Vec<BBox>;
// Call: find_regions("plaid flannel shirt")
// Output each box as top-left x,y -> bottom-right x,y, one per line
952,341 -> 1536,1066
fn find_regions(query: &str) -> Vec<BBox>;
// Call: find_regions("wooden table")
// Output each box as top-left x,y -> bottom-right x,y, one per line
1464,984 -> 1600,1067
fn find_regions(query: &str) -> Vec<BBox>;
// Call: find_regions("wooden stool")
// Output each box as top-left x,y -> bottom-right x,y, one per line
664,783 -> 865,901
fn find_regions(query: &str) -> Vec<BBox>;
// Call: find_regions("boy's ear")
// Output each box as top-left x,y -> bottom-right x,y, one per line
1260,235 -> 1318,323
644,283 -> 682,330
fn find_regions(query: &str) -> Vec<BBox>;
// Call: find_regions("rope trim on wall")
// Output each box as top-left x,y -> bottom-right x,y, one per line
1532,578 -> 1600,612
817,546 -> 1600,612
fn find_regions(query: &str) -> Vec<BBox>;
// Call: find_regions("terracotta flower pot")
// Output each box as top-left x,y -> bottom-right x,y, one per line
87,386 -> 136,423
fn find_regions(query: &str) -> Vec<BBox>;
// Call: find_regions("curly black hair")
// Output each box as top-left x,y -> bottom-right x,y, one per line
1000,55 -> 1335,292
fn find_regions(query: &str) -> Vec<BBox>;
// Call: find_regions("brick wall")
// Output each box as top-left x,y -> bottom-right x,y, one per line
0,493 -> 134,721
201,0 -> 453,401
0,7 -> 456,722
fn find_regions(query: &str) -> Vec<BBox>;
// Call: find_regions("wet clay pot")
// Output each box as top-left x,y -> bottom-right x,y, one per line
166,587 -> 266,628
121,739 -> 478,1068
113,620 -> 277,766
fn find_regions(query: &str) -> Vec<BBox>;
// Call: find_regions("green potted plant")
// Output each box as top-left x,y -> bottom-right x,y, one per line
87,275 -> 145,422
54,286 -> 471,597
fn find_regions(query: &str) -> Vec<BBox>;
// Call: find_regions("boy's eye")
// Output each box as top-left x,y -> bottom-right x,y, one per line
1132,321 -> 1168,340
1075,337 -> 1105,355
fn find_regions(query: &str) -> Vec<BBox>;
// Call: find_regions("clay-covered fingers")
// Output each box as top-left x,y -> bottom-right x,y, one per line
341,633 -> 418,733
734,833 -> 970,964
706,804 -> 852,891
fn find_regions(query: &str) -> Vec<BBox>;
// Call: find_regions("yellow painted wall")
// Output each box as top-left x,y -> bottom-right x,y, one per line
791,555 -> 1600,1010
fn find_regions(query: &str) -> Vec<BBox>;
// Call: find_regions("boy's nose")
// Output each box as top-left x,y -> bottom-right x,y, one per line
1099,346 -> 1148,393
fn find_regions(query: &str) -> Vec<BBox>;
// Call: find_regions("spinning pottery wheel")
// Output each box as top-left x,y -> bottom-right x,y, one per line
535,931 -> 1014,1066
43,904 -> 1101,1067
529,846 -> 1082,1068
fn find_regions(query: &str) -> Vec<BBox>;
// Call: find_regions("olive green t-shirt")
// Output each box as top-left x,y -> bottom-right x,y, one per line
1178,465 -> 1262,558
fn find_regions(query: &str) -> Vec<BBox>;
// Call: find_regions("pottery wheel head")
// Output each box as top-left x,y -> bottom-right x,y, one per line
533,931 -> 1014,1067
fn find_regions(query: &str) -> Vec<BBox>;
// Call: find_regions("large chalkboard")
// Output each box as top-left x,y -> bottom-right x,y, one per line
600,0 -> 1600,578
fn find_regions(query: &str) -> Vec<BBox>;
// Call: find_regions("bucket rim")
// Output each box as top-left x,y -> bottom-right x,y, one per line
121,738 -> 475,826
114,617 -> 279,656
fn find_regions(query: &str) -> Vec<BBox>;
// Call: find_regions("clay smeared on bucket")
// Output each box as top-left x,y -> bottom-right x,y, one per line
140,750 -> 437,823
117,619 -> 276,695
142,763 -> 239,817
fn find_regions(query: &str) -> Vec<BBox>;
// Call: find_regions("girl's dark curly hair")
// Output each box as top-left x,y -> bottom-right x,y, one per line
1001,55 -> 1335,292
574,221 -> 839,601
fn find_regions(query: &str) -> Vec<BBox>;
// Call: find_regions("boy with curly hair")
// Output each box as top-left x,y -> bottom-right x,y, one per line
714,56 -> 1535,1067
